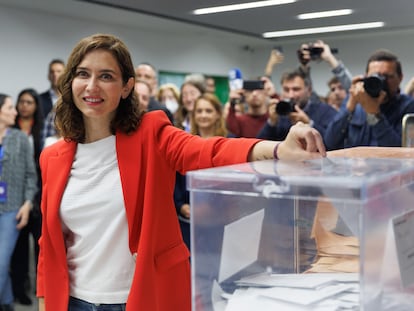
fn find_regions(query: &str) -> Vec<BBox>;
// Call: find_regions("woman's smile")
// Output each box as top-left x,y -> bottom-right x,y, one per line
83,96 -> 104,106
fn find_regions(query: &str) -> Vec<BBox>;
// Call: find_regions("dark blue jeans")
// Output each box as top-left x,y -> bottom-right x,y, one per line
68,297 -> 126,311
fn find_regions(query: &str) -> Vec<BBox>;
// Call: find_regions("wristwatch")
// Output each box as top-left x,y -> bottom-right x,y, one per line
366,113 -> 382,126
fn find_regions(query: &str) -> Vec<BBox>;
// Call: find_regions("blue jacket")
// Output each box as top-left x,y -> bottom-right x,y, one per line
257,100 -> 337,141
324,93 -> 414,150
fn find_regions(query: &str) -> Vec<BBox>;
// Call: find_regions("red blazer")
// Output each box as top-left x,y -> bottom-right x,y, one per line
36,111 -> 259,310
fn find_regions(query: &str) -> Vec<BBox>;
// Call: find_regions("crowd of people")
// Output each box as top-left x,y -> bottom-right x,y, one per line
0,33 -> 414,310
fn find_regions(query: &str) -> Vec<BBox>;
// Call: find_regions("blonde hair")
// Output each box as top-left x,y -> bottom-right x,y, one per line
157,83 -> 180,102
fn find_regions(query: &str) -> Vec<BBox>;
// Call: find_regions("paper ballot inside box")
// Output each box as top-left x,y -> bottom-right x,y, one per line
218,209 -> 265,283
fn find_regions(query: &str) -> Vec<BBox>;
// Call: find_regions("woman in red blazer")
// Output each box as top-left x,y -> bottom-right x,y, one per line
36,34 -> 326,311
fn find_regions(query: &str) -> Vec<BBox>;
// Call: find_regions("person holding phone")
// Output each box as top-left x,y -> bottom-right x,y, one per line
225,76 -> 275,138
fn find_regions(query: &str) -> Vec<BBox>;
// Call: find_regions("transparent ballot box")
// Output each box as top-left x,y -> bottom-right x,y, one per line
187,158 -> 414,311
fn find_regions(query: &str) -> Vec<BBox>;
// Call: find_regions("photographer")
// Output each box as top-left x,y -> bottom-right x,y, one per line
257,69 -> 337,141
298,40 -> 352,102
324,49 -> 414,150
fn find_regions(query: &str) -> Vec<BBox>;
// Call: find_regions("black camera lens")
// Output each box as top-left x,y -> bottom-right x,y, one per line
363,74 -> 386,98
276,99 -> 295,115
308,47 -> 324,60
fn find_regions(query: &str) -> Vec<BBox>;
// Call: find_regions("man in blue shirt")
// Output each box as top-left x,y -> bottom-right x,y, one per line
324,49 -> 414,150
257,69 -> 337,141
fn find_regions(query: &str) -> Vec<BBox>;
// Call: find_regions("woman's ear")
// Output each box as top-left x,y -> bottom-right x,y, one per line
122,77 -> 135,99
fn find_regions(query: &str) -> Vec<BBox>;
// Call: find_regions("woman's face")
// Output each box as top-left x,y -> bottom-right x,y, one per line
0,97 -> 17,127
17,93 -> 37,118
194,98 -> 220,131
181,84 -> 201,113
71,49 -> 133,125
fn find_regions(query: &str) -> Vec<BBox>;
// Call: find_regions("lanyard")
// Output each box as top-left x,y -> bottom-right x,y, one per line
0,145 -> 3,177
0,129 -> 9,177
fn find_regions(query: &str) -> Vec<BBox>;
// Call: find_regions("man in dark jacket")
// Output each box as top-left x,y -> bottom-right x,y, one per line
39,59 -> 65,118
324,49 -> 414,150
258,69 -> 337,141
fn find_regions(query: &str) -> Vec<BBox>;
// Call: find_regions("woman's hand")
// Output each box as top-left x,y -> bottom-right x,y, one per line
39,298 -> 45,311
16,200 -> 32,229
249,122 -> 326,162
278,122 -> 326,161
180,204 -> 190,218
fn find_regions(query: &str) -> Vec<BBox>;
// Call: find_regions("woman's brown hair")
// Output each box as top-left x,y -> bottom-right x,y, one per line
55,33 -> 143,142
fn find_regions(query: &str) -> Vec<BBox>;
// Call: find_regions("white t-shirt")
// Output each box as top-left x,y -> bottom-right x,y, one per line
60,135 -> 135,304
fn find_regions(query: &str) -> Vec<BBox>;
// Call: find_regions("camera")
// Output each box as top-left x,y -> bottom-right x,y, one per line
242,80 -> 265,90
276,99 -> 295,115
363,74 -> 387,98
297,43 -> 338,63
307,44 -> 338,60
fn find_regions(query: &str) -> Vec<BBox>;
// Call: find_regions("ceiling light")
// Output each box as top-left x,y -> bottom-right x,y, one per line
263,22 -> 385,38
193,0 -> 296,15
298,9 -> 353,20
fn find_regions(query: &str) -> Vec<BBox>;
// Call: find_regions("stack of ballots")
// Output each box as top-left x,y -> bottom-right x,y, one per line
212,273 -> 359,310
306,199 -> 359,273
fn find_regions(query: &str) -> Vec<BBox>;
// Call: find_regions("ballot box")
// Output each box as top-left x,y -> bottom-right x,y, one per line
187,157 -> 414,311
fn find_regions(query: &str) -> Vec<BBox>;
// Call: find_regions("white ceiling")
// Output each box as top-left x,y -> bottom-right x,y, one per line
2,0 -> 414,45
80,0 -> 414,40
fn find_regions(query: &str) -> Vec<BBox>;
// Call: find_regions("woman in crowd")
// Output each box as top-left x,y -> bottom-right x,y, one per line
10,88 -> 44,306
174,93 -> 229,250
157,82 -> 180,119
174,79 -> 205,132
36,33 -> 326,311
0,93 -> 37,311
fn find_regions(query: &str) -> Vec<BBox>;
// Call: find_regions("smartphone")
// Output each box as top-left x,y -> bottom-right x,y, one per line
273,45 -> 283,53
402,113 -> 414,147
243,80 -> 264,90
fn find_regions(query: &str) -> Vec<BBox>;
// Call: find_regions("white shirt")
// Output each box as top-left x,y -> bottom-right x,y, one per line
60,135 -> 135,303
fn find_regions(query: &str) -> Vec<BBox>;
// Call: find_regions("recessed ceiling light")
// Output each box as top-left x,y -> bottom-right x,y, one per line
298,9 -> 353,20
193,0 -> 296,15
263,22 -> 385,38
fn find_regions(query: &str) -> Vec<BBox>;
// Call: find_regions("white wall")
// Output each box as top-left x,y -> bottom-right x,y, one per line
1,2 -> 414,100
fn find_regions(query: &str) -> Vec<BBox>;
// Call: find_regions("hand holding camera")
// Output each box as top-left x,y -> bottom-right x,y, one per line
276,99 -> 296,115
347,75 -> 387,114
297,40 -> 338,66
273,98 -> 311,126
362,74 -> 388,98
